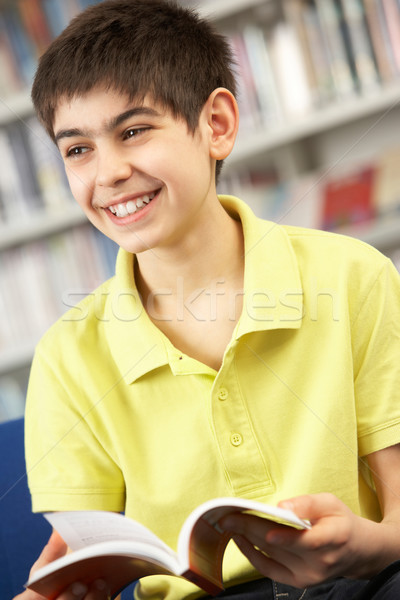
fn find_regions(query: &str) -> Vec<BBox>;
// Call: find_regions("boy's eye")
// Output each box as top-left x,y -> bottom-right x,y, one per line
123,127 -> 149,140
66,145 -> 90,158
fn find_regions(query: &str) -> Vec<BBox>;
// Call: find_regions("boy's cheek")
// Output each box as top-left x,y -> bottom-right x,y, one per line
66,168 -> 92,198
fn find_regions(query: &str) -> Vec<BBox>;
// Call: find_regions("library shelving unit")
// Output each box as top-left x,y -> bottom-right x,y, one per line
1,0 -> 400,420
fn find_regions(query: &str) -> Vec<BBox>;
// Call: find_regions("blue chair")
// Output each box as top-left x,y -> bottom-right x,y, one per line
0,417 -> 135,599
0,417 -> 52,598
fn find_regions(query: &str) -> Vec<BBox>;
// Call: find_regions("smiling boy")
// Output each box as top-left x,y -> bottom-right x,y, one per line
15,1 -> 400,600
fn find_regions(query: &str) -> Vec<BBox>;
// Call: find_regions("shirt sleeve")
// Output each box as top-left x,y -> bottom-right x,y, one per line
353,257 -> 400,456
25,344 -> 126,513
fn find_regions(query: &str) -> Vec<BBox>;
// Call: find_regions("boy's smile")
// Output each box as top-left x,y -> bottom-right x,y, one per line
107,190 -> 158,219
53,86 -> 218,256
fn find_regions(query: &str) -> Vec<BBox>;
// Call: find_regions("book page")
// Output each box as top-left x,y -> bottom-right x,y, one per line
178,497 -> 311,570
45,511 -> 175,558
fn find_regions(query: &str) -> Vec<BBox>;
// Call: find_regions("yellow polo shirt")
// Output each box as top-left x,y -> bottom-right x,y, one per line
25,196 -> 400,599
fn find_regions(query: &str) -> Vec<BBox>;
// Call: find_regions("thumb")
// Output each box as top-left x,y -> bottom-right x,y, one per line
31,530 -> 68,574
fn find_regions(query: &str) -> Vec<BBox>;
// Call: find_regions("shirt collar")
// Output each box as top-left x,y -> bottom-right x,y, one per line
105,196 -> 303,383
104,250 -> 169,384
220,196 -> 303,339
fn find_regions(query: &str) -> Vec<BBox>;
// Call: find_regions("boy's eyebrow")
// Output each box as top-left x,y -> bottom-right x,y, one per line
54,106 -> 162,144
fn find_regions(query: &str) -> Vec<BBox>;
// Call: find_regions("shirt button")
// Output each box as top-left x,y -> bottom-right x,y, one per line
230,432 -> 243,446
218,388 -> 228,401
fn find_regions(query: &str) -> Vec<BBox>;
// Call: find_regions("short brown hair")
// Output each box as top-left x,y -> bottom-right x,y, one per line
32,0 -> 237,178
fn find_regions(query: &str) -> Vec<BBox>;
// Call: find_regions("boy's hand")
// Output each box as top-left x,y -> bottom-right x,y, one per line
218,492 -> 390,588
12,530 -> 111,600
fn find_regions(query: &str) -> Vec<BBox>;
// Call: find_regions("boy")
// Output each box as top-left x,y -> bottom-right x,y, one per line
15,1 -> 400,599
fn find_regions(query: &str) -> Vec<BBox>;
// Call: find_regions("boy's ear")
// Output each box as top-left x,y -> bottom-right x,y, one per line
204,88 -> 239,161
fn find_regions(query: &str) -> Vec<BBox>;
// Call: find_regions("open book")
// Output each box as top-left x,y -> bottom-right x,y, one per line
26,496 -> 311,599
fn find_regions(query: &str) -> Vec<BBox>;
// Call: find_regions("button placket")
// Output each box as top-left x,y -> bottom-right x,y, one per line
211,364 -> 273,495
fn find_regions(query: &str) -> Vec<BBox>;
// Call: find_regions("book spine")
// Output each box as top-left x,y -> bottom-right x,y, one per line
363,0 -> 397,82
241,25 -> 283,126
381,0 -> 400,71
376,0 -> 400,75
314,0 -> 357,99
228,32 -> 263,133
373,147 -> 400,215
25,116 -> 72,212
5,121 -> 44,213
16,0 -> 53,58
339,0 -> 380,92
267,20 -> 313,117
301,2 -> 337,104
283,0 -> 321,107
0,15 -> 24,96
2,6 -> 36,87
0,129 -> 30,222
41,0 -> 72,37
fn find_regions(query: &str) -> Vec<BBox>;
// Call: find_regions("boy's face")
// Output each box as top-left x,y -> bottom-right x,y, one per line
53,87 -> 217,254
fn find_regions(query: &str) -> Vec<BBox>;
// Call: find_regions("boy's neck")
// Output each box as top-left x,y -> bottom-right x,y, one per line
133,196 -> 245,370
135,198 -> 244,299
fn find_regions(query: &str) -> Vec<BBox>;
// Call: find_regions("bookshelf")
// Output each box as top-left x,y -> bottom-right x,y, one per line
0,205 -> 86,250
228,81 -> 400,168
1,0 -> 400,420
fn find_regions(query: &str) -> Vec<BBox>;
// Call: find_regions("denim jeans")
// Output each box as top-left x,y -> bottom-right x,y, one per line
211,560 -> 400,599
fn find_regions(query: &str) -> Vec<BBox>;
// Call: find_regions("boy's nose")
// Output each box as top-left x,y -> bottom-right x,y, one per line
96,151 -> 133,187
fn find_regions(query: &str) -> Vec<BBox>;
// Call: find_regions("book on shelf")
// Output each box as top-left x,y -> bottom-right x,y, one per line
373,147 -> 400,216
241,25 -> 283,126
17,0 -> 53,58
1,3 -> 38,88
282,0 -> 323,107
314,0 -> 356,99
0,224 -> 118,363
0,15 -> 24,96
363,0 -> 398,83
0,128 -> 33,223
319,165 -> 377,231
26,497 -> 311,599
41,0 -> 69,38
300,1 -> 337,104
0,117 -> 71,224
381,0 -> 400,73
339,0 -> 380,93
6,120 -> 43,213
267,19 -> 313,118
229,32 -> 263,133
25,116 -> 71,212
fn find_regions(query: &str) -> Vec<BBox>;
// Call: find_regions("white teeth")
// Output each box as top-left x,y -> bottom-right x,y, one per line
109,191 -> 157,217
126,200 -> 137,214
117,203 -> 128,217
